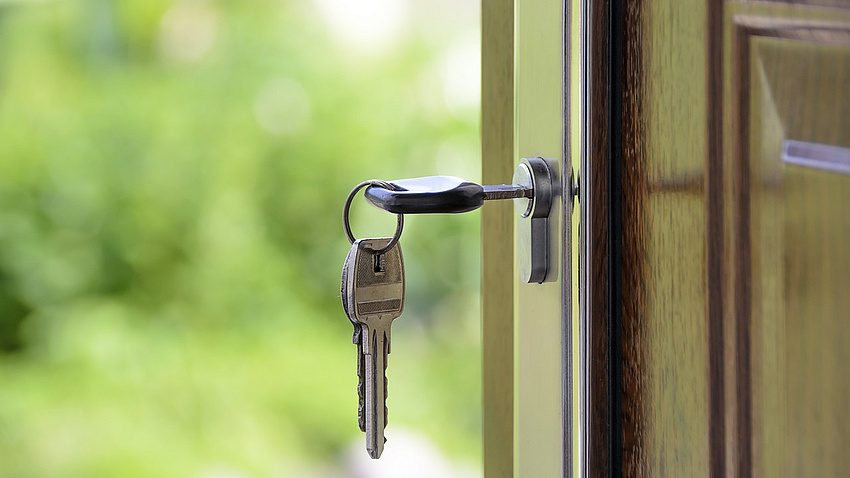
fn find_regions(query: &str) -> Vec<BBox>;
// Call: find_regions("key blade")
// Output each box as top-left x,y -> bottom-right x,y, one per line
364,322 -> 390,459
344,243 -> 367,432
481,183 -> 533,200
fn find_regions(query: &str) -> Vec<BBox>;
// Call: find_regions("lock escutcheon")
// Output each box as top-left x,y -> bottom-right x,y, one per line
513,157 -> 556,284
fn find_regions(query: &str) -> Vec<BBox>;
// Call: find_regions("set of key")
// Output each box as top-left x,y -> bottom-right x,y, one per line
341,237 -> 404,459
341,173 -> 545,459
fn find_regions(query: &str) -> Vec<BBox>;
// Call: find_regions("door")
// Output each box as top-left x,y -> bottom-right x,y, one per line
585,0 -> 850,476
483,0 -> 850,476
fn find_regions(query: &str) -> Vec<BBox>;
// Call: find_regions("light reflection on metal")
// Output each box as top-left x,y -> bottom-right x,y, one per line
783,139 -> 850,175
514,157 -> 557,284
578,0 -> 589,474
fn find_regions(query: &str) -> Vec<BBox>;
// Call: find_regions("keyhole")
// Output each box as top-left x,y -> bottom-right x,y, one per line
373,253 -> 385,273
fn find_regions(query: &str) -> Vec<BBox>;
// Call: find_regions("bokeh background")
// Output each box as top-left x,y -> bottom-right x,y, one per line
0,0 -> 481,476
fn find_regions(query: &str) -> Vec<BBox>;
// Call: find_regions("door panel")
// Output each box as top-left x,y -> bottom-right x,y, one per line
588,0 -> 850,476
727,8 -> 850,476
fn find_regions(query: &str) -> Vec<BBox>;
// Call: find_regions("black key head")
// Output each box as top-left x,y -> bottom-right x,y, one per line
364,176 -> 484,214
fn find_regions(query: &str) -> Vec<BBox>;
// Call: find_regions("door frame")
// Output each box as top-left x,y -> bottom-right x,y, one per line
481,0 -> 583,476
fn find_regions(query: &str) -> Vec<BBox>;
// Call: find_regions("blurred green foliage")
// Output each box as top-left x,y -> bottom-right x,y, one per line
0,1 -> 481,476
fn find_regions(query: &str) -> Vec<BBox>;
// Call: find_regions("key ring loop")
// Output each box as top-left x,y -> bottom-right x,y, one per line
343,179 -> 404,254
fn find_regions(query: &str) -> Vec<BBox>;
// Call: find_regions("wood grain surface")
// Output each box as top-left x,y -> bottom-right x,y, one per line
587,0 -> 612,475
599,1 -> 850,476
726,6 -> 850,476
617,0 -> 714,475
481,0 -> 514,476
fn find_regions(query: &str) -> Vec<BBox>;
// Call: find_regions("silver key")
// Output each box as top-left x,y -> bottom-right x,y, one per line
342,237 -> 404,459
341,243 -> 367,432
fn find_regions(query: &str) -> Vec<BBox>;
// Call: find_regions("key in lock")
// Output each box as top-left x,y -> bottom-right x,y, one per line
364,157 -> 570,283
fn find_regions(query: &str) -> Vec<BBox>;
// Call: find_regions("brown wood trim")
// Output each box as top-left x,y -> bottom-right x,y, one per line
588,0 -> 612,475
618,0 -> 650,475
728,14 -> 850,477
707,1 -> 727,477
730,18 -> 754,478
735,15 -> 850,44
481,0 -> 514,476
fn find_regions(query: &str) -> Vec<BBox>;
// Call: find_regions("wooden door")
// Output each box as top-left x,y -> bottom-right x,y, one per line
483,1 -> 850,476
582,0 -> 850,476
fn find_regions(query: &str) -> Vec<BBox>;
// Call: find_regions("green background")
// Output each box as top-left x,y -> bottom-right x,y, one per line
0,1 -> 482,476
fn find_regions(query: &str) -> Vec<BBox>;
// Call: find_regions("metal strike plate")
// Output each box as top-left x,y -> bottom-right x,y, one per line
513,157 -> 558,283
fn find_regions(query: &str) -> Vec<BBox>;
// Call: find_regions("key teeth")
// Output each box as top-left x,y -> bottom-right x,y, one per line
383,347 -> 388,427
358,386 -> 366,432
356,330 -> 366,433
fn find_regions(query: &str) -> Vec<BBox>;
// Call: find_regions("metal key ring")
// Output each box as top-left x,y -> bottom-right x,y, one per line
343,179 -> 404,254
